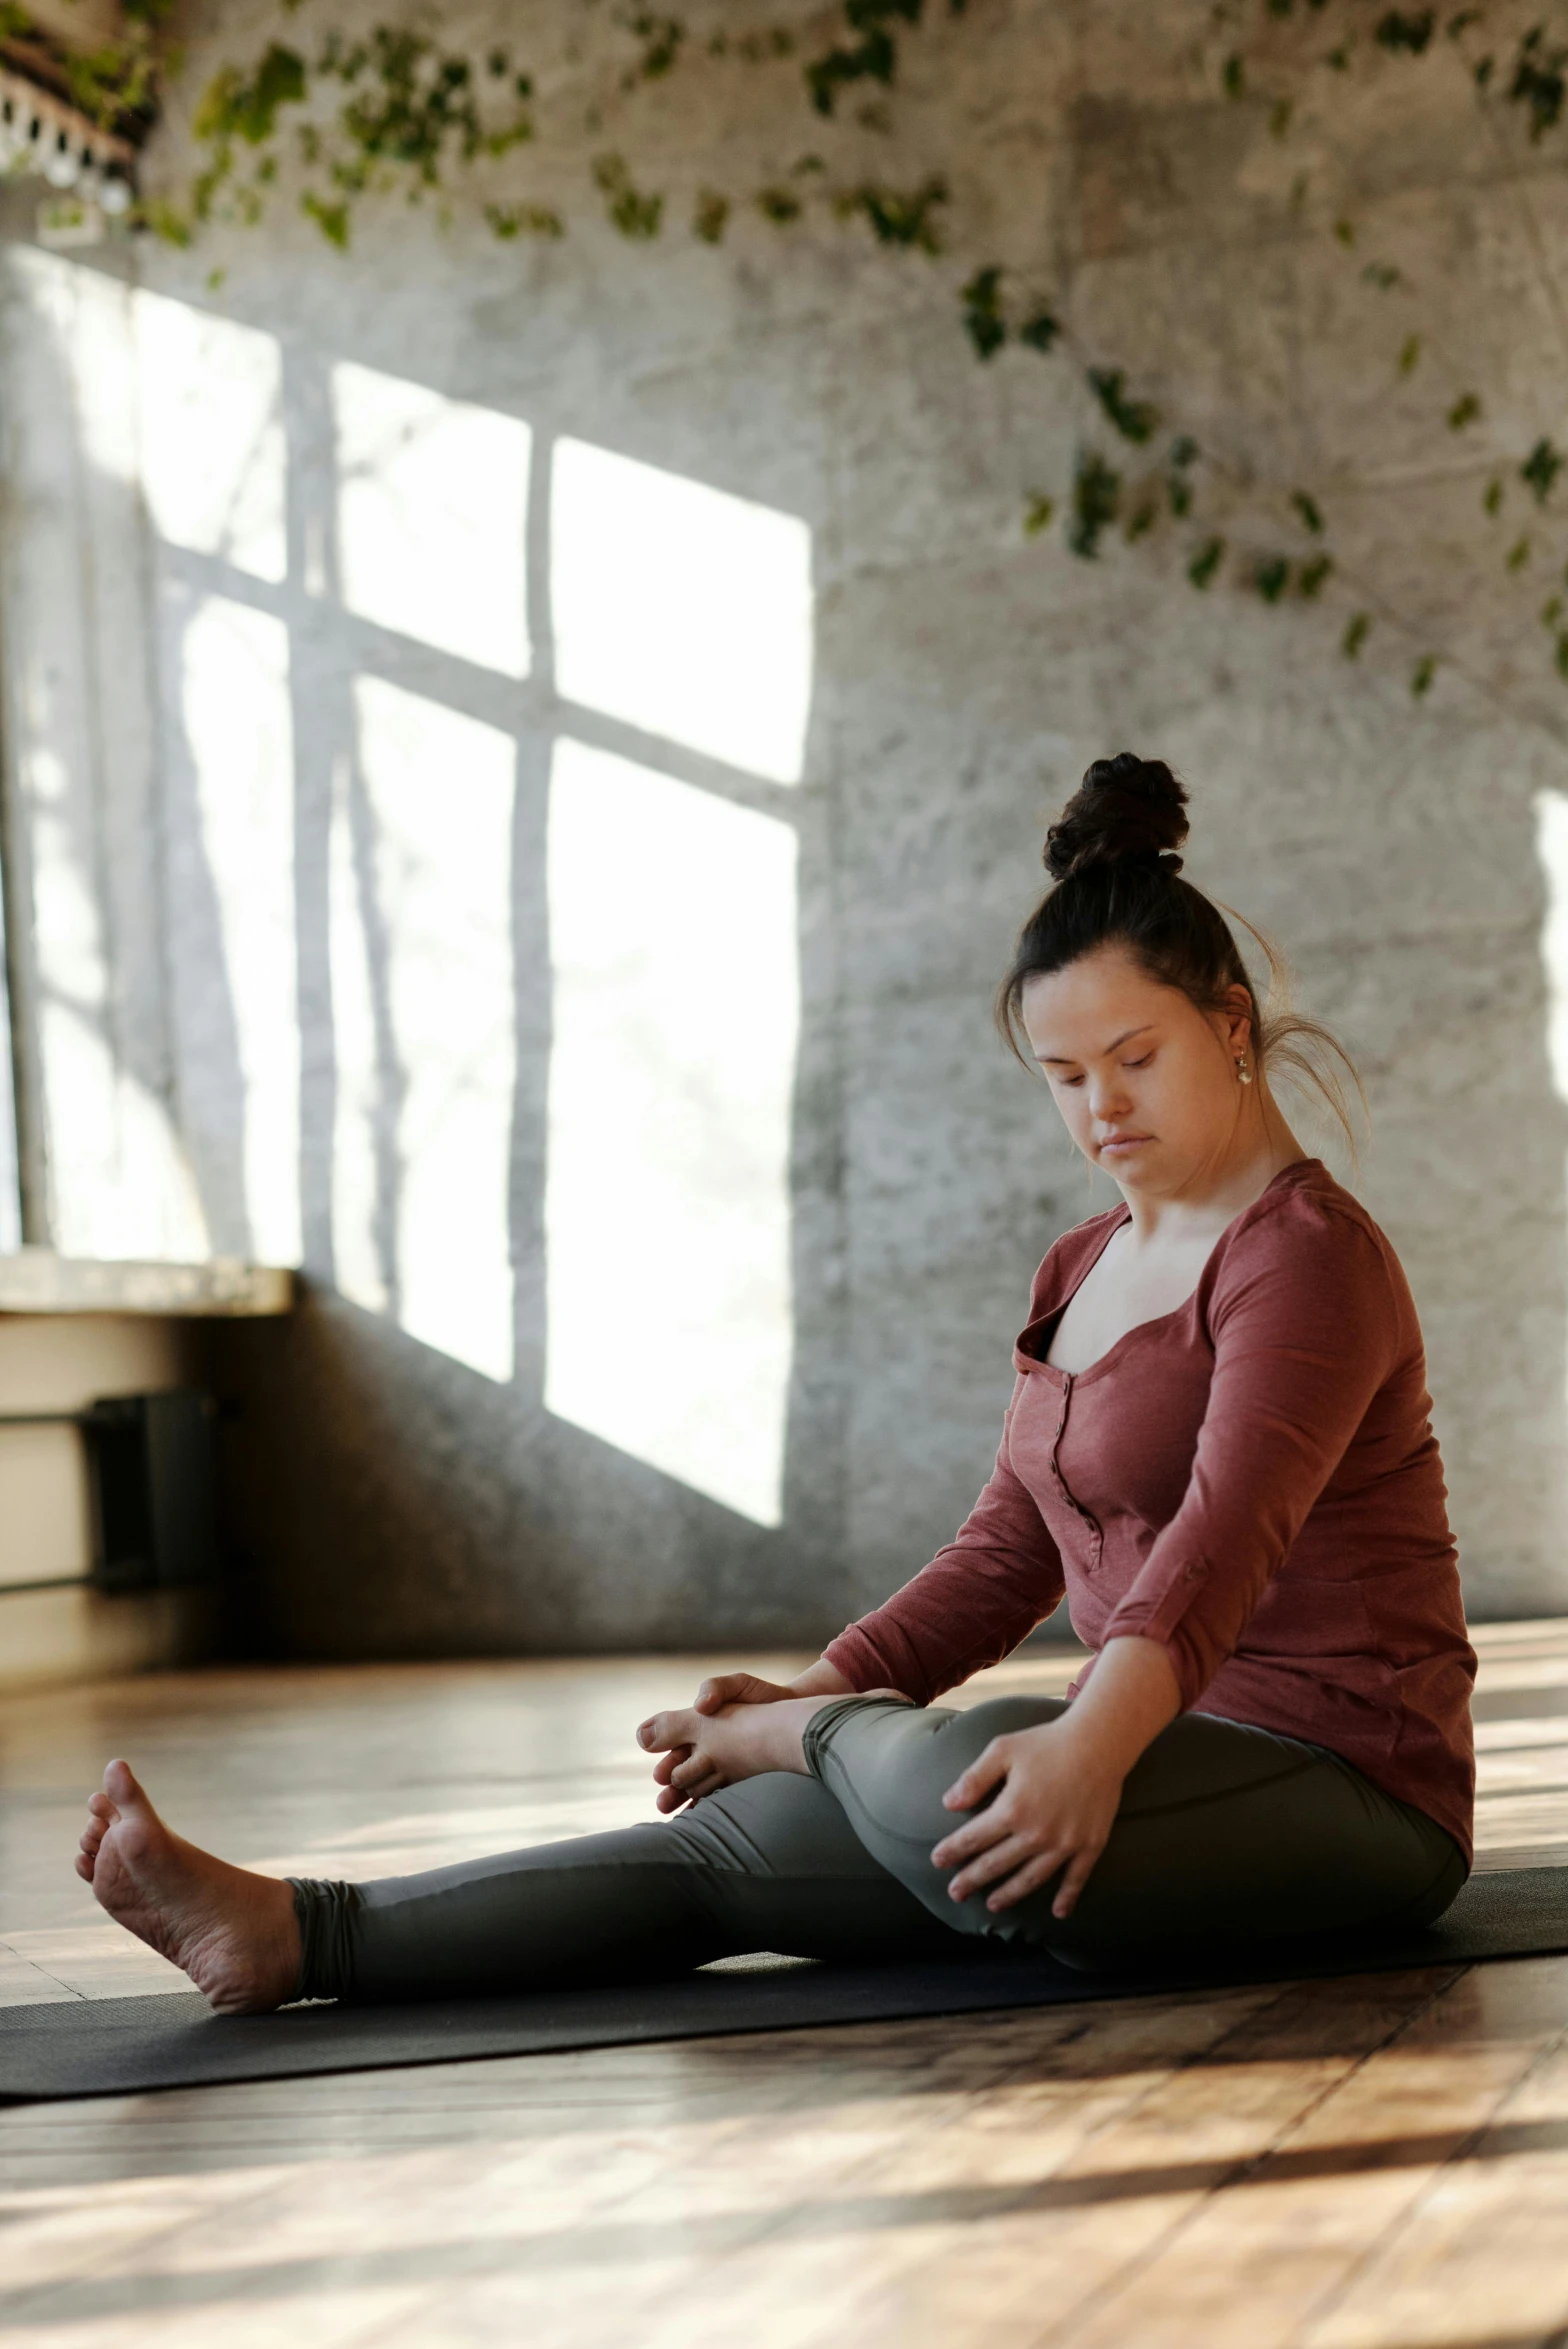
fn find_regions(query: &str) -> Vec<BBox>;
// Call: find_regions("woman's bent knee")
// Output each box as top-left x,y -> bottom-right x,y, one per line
802,1692 -> 1070,1934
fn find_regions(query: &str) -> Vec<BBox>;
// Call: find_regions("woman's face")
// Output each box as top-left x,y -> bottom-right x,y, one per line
1019,945 -> 1252,1198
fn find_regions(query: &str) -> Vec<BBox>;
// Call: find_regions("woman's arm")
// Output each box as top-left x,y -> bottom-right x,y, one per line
647,1386 -> 1065,1811
822,1386 -> 1067,1704
1096,1205 -> 1402,1709
932,1208 -> 1404,1917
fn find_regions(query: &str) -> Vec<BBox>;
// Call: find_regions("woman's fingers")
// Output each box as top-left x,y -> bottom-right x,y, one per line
984,1850 -> 1066,1912
946,1832 -> 1041,1903
654,1766 -> 725,1814
1051,1841 -> 1106,1920
693,1673 -> 788,1716
930,1806 -> 1009,1869
940,1736 -> 1013,1813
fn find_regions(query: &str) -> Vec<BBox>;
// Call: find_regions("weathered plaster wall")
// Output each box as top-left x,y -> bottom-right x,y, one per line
2,0 -> 1565,1654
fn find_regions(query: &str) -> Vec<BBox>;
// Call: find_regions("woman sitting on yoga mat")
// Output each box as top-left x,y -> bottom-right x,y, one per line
75,753 -> 1477,2013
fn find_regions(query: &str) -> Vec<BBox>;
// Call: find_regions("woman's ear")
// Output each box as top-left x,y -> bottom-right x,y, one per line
1220,983 -> 1253,1057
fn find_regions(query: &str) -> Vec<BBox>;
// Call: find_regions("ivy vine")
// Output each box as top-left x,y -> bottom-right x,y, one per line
11,0 -> 1568,720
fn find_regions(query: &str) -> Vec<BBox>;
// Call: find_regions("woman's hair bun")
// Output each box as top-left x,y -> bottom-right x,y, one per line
1043,753 -> 1189,883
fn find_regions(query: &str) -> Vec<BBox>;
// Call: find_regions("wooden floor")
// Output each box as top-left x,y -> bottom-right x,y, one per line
0,1625 -> 1566,2347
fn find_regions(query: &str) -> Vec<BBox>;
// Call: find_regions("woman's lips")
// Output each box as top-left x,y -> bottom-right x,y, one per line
1098,1135 -> 1150,1155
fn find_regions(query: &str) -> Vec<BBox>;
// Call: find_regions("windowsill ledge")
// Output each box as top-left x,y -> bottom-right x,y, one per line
0,1250 -> 294,1317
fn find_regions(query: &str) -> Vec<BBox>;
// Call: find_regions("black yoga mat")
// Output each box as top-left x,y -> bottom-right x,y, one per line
4,1865 -> 1565,2106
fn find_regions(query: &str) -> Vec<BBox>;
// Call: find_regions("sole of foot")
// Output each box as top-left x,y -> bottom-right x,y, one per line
78,1758 -> 303,2015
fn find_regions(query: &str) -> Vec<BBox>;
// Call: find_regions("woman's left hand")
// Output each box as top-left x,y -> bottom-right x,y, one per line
930,1717 -> 1126,1919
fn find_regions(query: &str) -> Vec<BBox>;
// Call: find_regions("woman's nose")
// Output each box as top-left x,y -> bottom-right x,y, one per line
1087,1071 -> 1130,1118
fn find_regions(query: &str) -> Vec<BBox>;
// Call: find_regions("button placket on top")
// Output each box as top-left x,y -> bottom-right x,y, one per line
1048,1371 -> 1104,1572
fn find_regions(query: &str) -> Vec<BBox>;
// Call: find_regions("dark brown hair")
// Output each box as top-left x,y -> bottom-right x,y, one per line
996,753 -> 1363,1147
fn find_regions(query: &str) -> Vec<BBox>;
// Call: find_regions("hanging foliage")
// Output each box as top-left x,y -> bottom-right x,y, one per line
15,0 -> 1568,717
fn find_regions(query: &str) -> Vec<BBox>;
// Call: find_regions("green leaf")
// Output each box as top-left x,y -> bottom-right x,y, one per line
1507,535 -> 1533,570
302,191 -> 350,247
1398,333 -> 1423,375
755,186 -> 803,223
1342,611 -> 1372,657
1019,306 -> 1061,352
1510,39 -> 1567,139
622,11 -> 685,81
1557,631 -> 1568,682
1447,392 -> 1482,429
1069,449 -> 1122,558
1254,555 -> 1291,603
1023,493 -> 1055,537
1333,217 -> 1356,246
834,175 -> 948,252
195,43 -> 307,146
1521,437 -> 1565,505
1411,653 -> 1438,696
1291,490 -> 1325,534
961,266 -> 1007,359
805,0 -> 920,116
1270,96 -> 1294,138
1187,536 -> 1225,590
1168,436 -> 1200,468
1541,595 -> 1564,626
1298,552 -> 1334,597
1361,261 -> 1403,289
1125,498 -> 1158,542
693,188 -> 730,243
1086,367 -> 1160,444
1222,53 -> 1245,98
593,153 -> 664,238
1375,11 -> 1436,53
484,202 -> 564,240
1483,477 -> 1504,515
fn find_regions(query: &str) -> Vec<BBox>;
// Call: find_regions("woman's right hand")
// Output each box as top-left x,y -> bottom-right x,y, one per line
645,1662 -> 852,1812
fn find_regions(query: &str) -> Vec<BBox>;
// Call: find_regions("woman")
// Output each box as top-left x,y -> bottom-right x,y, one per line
76,755 -> 1476,2013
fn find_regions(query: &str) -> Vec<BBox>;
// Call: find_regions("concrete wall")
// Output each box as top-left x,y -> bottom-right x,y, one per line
1,0 -> 1565,1654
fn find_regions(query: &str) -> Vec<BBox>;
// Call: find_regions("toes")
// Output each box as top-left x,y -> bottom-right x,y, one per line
87,1792 -> 116,1824
75,1852 -> 94,1882
102,1758 -> 144,1810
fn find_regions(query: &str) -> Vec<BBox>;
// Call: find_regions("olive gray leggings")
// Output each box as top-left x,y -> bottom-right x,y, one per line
288,1695 -> 1466,2002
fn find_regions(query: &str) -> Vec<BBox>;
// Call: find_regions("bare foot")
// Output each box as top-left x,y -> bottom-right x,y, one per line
77,1760 -> 303,2015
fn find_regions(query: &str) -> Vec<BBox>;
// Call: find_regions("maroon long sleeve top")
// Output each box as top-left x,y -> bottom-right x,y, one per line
825,1159 -> 1477,1861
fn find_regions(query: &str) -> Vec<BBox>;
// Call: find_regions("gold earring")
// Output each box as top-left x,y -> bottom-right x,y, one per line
1236,1056 -> 1252,1086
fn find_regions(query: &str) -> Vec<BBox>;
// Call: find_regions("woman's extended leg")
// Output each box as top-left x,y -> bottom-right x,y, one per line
76,1752 -> 962,2011
800,1695 -> 1467,1968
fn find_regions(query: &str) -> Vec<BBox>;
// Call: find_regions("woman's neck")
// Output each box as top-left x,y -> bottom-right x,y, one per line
1118,1094 -> 1309,1245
